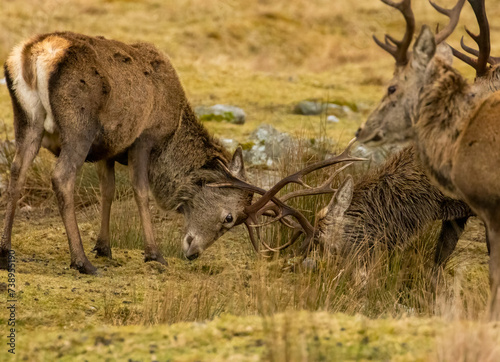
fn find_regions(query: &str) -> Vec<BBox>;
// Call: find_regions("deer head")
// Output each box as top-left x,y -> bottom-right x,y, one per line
356,0 -> 466,146
208,139 -> 366,256
176,148 -> 253,260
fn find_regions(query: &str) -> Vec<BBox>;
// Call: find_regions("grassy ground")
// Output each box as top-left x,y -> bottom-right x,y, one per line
1,0 -> 500,361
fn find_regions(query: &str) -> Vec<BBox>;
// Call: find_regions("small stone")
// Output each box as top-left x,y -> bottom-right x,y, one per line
302,258 -> 317,271
294,100 -> 325,115
195,104 -> 246,124
20,205 -> 33,213
327,115 -> 340,123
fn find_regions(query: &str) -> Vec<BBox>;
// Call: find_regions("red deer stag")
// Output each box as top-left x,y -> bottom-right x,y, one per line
378,0 -> 500,319
356,0 -> 466,146
1,31 -> 363,275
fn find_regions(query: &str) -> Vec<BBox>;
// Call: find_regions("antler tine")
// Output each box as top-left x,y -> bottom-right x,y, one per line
208,138 -> 366,255
450,40 -> 477,68
245,138 -> 365,214
430,0 -> 466,44
373,0 -> 415,65
280,162 -> 353,202
449,0 -> 490,77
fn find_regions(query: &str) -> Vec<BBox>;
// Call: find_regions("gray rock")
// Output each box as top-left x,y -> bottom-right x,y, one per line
302,257 -> 317,271
294,100 -> 325,115
195,104 -> 246,125
243,124 -> 296,167
294,100 -> 357,118
351,143 -> 406,166
327,115 -> 340,123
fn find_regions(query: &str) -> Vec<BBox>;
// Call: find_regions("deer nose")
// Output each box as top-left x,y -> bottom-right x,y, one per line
187,252 -> 199,261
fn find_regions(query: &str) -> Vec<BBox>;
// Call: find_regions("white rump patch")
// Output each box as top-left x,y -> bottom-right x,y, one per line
6,36 -> 70,134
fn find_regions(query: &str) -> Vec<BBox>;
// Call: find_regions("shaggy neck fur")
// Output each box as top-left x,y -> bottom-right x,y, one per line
148,103 -> 231,210
342,146 -> 472,247
414,58 -> 475,198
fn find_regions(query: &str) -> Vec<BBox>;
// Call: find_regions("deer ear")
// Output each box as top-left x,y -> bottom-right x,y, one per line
326,176 -> 354,218
436,43 -> 453,65
230,147 -> 246,179
412,25 -> 436,71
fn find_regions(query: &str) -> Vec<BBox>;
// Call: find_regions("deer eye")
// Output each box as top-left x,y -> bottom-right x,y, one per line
388,85 -> 397,95
224,213 -> 233,224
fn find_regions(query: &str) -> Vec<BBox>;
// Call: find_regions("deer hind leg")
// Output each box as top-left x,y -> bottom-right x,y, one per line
52,136 -> 97,274
128,140 -> 166,265
93,160 -> 115,258
1,108 -> 44,269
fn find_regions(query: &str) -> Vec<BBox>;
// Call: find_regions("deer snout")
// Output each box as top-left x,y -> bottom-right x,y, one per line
182,234 -> 201,260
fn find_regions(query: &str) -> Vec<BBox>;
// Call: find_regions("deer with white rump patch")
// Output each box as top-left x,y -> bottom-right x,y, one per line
1,31 -> 363,274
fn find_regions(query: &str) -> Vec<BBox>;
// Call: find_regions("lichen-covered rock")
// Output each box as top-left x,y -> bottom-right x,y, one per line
195,104 -> 246,124
294,100 -> 357,118
243,124 -> 296,166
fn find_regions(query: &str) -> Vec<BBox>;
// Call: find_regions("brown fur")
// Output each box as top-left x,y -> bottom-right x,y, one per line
386,26 -> 500,320
317,146 -> 473,268
1,32 -> 251,274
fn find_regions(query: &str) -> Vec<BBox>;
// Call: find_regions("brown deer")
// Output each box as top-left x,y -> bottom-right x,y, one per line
0,32 -> 259,274
356,0 -> 467,146
315,146 -> 473,269
1,31 -> 363,274
373,0 -> 500,319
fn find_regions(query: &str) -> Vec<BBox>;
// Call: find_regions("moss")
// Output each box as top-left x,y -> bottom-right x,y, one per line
199,111 -> 236,123
239,141 -> 255,151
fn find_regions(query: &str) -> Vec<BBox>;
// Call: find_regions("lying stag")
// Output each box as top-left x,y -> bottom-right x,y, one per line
1,31 -> 363,275
373,0 -> 500,319
315,146 -> 473,267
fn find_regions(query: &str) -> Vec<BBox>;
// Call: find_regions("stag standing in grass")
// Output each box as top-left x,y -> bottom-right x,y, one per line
315,146 -> 473,268
363,0 -> 500,319
1,32 -> 362,274
1,32 -> 258,274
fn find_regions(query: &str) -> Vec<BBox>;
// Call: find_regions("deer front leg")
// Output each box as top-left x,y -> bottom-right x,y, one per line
1,127 -> 44,269
93,160 -> 115,258
52,147 -> 97,275
433,217 -> 468,268
128,141 -> 167,265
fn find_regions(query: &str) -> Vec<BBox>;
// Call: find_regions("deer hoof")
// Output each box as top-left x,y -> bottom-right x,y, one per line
0,249 -> 10,270
70,259 -> 98,275
144,253 -> 168,266
93,243 -> 112,259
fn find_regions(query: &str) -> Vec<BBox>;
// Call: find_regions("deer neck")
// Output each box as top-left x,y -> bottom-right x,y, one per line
148,104 -> 231,210
414,59 -> 474,198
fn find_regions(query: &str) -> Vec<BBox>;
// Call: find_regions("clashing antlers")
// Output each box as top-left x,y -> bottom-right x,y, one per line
209,138 -> 366,255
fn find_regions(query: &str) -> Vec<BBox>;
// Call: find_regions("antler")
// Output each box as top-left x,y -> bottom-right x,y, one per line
449,0 -> 497,77
373,0 -> 415,66
209,138 -> 366,255
430,0 -> 466,44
